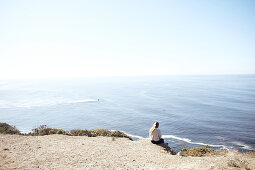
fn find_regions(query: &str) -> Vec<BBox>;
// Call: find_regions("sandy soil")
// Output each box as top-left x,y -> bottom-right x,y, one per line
0,134 -> 254,170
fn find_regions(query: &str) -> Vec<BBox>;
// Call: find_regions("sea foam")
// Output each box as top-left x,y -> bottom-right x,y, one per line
0,99 -> 98,108
163,135 -> 225,148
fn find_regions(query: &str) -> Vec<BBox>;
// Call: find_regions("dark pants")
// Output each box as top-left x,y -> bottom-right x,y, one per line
151,138 -> 164,144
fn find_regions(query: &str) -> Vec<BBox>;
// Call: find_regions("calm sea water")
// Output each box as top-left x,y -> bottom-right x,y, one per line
0,75 -> 254,152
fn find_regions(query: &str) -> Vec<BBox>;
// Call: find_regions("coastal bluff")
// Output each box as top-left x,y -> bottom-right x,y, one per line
1,134 -> 254,170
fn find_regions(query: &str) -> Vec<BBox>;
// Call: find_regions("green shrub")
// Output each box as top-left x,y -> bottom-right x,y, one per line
70,129 -> 132,140
49,129 -> 57,135
57,129 -> 66,134
31,125 -> 69,136
70,129 -> 92,136
0,123 -> 132,140
181,148 -> 188,152
92,129 -> 109,136
0,123 -> 20,134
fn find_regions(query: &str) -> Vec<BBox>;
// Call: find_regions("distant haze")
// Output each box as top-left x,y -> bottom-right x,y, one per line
0,0 -> 255,79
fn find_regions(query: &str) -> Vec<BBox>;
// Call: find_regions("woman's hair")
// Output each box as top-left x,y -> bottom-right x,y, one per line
149,121 -> 159,135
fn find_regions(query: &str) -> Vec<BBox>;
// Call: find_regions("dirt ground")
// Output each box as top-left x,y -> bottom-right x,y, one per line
0,134 -> 254,170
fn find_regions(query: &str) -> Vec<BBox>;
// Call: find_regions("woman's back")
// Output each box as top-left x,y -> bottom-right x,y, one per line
149,121 -> 165,144
150,128 -> 162,141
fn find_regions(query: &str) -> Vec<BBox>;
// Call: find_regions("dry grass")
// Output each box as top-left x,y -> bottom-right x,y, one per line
227,159 -> 251,170
182,146 -> 215,157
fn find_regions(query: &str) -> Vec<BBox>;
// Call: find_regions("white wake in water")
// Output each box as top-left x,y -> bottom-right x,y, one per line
163,135 -> 225,148
0,99 -> 98,108
65,99 -> 98,104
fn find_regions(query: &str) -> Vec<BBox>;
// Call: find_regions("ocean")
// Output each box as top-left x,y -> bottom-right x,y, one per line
0,75 -> 254,152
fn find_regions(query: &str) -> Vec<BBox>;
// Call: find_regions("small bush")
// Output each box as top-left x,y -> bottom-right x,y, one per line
57,129 -> 66,134
0,123 -> 20,134
70,129 -> 92,136
31,125 -> 69,136
110,130 -> 132,140
70,129 -> 132,140
181,148 -> 188,152
49,129 -> 57,135
183,146 -> 215,157
92,129 -> 110,137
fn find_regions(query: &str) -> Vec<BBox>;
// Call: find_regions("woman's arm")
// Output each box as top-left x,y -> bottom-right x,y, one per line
158,129 -> 162,139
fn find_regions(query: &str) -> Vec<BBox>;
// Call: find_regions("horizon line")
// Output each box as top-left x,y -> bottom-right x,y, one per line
0,73 -> 254,80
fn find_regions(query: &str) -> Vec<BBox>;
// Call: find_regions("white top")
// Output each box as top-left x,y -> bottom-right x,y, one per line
150,128 -> 162,141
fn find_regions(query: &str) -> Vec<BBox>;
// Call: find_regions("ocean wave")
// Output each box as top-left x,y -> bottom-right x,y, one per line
162,135 -> 225,148
230,141 -> 254,150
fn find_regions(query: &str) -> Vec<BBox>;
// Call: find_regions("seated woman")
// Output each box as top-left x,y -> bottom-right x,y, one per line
149,121 -> 165,144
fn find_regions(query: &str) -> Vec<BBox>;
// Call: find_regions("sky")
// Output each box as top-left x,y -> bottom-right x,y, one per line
0,0 -> 255,79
